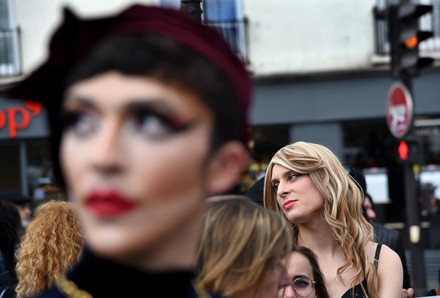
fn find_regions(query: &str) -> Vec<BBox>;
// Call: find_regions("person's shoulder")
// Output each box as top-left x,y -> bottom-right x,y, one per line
366,242 -> 400,265
372,221 -> 396,233
375,242 -> 403,271
372,221 -> 398,236
372,222 -> 399,245
372,242 -> 404,296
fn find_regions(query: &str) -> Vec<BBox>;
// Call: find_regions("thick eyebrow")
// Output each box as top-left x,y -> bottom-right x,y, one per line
63,95 -> 97,110
63,95 -> 178,117
125,100 -> 177,118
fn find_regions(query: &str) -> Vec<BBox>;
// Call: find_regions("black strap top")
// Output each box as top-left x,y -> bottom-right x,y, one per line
340,243 -> 382,298
374,243 -> 382,268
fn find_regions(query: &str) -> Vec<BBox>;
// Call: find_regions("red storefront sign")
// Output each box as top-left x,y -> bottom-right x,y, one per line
0,101 -> 42,138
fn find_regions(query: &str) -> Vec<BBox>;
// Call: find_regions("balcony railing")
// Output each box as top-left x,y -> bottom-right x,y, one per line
204,17 -> 249,64
0,27 -> 22,77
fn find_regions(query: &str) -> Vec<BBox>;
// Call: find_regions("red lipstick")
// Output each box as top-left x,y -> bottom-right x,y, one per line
85,189 -> 137,216
283,200 -> 296,210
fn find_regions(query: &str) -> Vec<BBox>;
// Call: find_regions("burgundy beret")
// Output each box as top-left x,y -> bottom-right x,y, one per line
5,4 -> 252,141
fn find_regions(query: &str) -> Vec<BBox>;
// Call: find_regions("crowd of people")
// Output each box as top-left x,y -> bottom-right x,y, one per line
0,3 -> 439,298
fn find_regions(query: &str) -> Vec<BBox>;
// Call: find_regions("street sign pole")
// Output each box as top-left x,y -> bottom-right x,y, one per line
400,77 -> 427,295
387,0 -> 434,292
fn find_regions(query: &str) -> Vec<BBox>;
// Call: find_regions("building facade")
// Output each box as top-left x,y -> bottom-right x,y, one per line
1,0 -> 440,228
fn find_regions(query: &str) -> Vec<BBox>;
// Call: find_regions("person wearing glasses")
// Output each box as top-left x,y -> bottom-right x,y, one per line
280,245 -> 329,298
4,4 -> 250,298
197,195 -> 291,298
264,142 -> 403,297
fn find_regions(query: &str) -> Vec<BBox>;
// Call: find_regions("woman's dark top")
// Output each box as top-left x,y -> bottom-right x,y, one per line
35,246 -> 222,298
341,243 -> 382,298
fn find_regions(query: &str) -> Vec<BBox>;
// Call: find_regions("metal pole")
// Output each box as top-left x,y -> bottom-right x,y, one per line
180,0 -> 203,22
19,140 -> 28,195
401,76 -> 427,295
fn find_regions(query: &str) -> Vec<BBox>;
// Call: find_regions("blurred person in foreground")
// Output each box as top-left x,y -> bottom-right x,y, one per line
264,141 -> 403,297
0,199 -> 22,298
280,245 -> 330,298
15,201 -> 83,298
3,4 -> 250,298
197,195 -> 291,298
347,166 -> 412,290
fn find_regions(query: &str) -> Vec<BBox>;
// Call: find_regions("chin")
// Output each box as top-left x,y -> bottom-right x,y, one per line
85,229 -> 155,261
90,239 -> 155,267
286,213 -> 303,224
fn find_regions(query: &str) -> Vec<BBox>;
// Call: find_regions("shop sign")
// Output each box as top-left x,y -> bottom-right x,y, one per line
0,99 -> 48,139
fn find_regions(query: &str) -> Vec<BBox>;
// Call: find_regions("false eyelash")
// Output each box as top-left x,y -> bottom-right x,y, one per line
132,108 -> 195,133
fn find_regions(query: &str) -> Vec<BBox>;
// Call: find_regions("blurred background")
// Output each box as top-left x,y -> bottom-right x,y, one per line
0,0 -> 439,294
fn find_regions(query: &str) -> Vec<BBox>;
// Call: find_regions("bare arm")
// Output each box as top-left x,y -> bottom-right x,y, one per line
377,244 -> 404,297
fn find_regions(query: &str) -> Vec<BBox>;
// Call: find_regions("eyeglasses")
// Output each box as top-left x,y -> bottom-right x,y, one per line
290,277 -> 316,297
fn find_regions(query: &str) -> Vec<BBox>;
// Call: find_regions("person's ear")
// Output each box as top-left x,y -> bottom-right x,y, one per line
205,141 -> 249,195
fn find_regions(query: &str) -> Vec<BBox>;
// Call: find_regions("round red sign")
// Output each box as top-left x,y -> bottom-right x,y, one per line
386,82 -> 413,139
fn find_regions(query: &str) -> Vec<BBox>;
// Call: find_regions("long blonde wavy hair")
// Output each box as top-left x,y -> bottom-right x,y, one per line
15,200 -> 83,298
197,195 -> 291,298
263,141 -> 379,297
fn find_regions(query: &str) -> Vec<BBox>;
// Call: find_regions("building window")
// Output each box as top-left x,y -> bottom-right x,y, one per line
0,0 -> 21,77
203,0 -> 248,62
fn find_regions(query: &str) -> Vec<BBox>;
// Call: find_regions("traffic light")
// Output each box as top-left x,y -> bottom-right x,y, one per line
388,3 -> 434,78
396,139 -> 420,163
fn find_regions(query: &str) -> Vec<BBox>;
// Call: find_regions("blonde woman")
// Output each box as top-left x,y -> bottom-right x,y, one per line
197,195 -> 291,298
264,142 -> 403,298
15,201 -> 83,298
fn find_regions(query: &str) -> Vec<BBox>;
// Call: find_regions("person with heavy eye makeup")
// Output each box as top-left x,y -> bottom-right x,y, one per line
264,142 -> 404,298
3,5 -> 251,298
